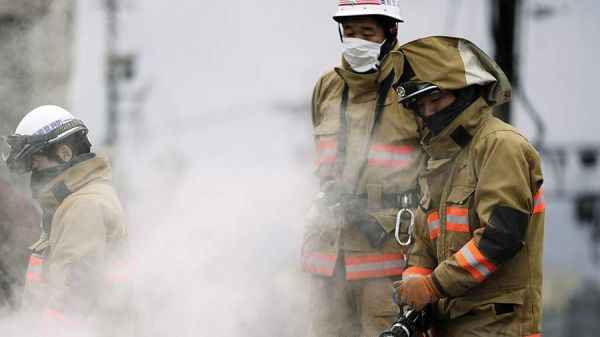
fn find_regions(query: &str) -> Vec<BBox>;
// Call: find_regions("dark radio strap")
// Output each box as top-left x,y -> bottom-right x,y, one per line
335,85 -> 349,176
335,70 -> 396,193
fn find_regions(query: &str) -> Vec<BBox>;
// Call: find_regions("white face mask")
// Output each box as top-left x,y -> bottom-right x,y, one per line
342,37 -> 384,73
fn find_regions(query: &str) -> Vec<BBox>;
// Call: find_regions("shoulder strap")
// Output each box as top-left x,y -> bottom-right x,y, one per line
352,70 -> 395,192
336,85 -> 349,176
334,70 -> 396,192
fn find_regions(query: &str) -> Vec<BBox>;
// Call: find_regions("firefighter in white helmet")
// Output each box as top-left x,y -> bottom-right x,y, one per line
3,105 -> 132,335
301,2 -> 427,336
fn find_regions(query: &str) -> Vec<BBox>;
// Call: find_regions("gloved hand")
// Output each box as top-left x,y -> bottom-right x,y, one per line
392,275 -> 440,311
344,196 -> 387,247
317,180 -> 387,247
315,180 -> 348,218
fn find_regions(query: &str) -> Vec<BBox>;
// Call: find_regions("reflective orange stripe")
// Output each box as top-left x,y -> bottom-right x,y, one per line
26,272 -> 41,281
402,266 -> 433,279
523,334 -> 540,337
427,212 -> 440,239
26,255 -> 43,282
106,259 -> 133,284
29,255 -> 43,265
315,140 -> 338,164
345,253 -> 404,280
455,240 -> 497,282
301,250 -> 337,277
446,206 -> 470,233
533,187 -> 545,214
42,307 -> 68,322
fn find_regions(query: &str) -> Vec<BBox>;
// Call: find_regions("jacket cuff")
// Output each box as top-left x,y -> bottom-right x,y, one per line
431,271 -> 450,298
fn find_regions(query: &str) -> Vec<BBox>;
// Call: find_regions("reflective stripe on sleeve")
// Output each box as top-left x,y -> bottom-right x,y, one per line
42,307 -> 68,322
301,250 -> 337,277
345,253 -> 404,280
533,187 -> 545,214
106,259 -> 133,284
367,143 -> 412,169
26,255 -> 43,282
427,211 -> 440,239
446,206 -> 470,233
455,240 -> 497,282
316,140 -> 338,164
402,266 -> 433,279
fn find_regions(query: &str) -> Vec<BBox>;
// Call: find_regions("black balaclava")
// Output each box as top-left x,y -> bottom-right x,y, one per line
423,85 -> 481,137
30,153 -> 95,196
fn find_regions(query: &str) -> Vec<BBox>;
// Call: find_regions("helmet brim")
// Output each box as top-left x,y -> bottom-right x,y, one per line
397,83 -> 441,108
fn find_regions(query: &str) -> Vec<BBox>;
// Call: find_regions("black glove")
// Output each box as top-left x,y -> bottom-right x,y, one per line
318,180 -> 387,248
315,180 -> 350,218
344,195 -> 387,247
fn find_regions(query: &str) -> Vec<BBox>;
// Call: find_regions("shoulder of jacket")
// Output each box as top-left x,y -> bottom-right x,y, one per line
473,118 -> 539,157
64,183 -> 121,213
315,68 -> 344,93
476,117 -> 527,144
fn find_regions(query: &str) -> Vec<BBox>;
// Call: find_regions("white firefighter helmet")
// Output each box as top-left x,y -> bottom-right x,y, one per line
333,0 -> 404,23
3,105 -> 89,173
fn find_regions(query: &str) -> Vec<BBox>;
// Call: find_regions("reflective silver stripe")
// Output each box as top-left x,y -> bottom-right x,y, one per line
428,220 -> 440,232
302,256 -> 336,270
319,148 -> 337,157
345,259 -> 404,273
368,151 -> 412,161
28,264 -> 42,274
26,264 -> 42,281
447,215 -> 468,225
460,245 -> 492,278
534,194 -> 544,207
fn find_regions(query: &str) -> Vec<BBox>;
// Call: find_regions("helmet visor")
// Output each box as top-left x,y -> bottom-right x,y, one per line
397,82 -> 441,109
3,134 -> 51,173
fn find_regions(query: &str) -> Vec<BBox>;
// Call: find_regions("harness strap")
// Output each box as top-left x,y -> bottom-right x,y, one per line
352,69 -> 396,193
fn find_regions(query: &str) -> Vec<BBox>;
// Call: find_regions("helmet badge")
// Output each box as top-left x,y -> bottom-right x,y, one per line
396,86 -> 406,98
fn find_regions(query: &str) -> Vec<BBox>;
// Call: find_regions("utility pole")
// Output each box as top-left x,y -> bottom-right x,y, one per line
104,0 -> 136,156
105,0 -> 119,150
491,0 -> 521,123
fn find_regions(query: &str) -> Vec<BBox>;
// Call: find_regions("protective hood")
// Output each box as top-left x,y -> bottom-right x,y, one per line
396,36 -> 512,108
34,155 -> 112,210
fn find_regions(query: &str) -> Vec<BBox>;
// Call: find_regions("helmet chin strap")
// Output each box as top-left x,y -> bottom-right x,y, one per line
30,153 -> 95,195
43,146 -> 66,165
378,23 -> 397,61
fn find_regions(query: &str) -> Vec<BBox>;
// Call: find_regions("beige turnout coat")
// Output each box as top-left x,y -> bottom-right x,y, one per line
399,37 -> 544,337
302,44 -> 427,280
23,155 -> 132,334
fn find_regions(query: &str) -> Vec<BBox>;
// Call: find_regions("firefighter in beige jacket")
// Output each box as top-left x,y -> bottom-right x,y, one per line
391,37 -> 544,337
302,2 -> 427,336
4,105 -> 132,335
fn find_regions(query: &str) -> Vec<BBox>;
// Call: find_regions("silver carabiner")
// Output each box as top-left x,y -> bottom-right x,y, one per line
395,195 -> 415,247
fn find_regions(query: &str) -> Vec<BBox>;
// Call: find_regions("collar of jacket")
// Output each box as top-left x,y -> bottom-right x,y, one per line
421,96 -> 490,160
34,156 -> 112,209
334,46 -> 403,104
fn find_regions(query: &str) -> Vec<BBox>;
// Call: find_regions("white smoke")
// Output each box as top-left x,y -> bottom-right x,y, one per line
117,99 -> 315,337
4,0 -> 600,336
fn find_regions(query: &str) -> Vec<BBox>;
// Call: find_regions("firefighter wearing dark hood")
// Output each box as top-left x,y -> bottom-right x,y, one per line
3,105 -> 132,335
391,37 -> 544,336
301,1 -> 427,336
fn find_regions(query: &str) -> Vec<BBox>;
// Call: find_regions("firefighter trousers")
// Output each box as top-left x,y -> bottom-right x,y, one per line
307,251 -> 400,337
